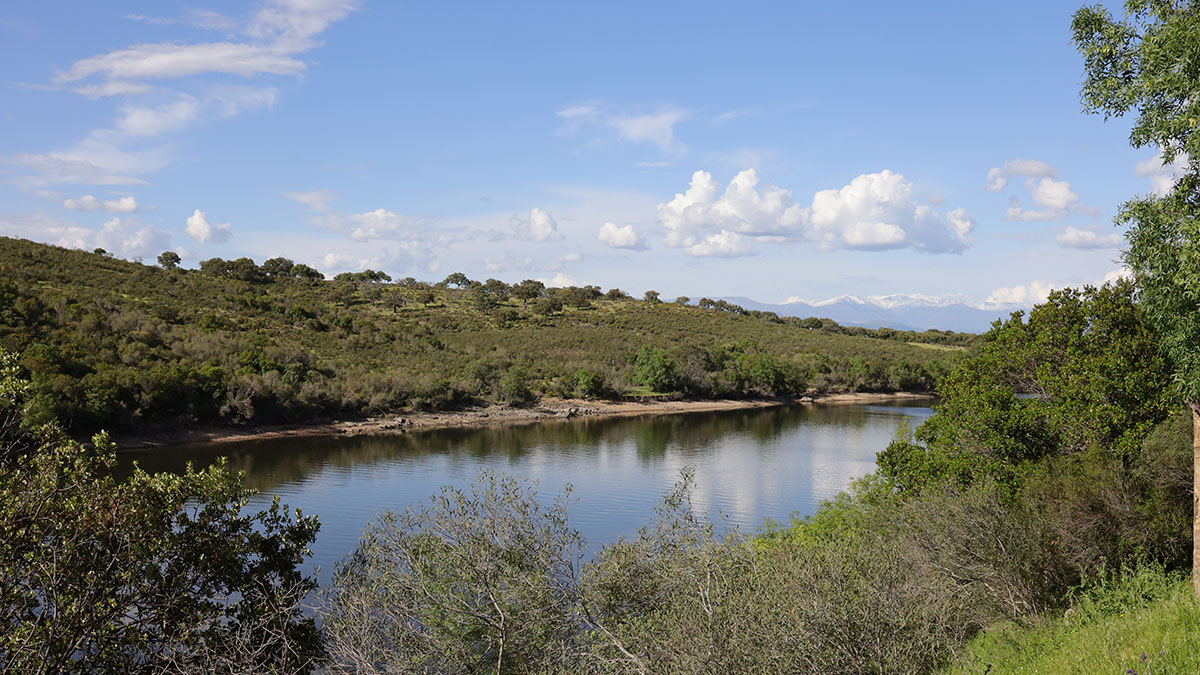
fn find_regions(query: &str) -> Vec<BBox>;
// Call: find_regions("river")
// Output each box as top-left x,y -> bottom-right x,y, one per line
119,399 -> 933,583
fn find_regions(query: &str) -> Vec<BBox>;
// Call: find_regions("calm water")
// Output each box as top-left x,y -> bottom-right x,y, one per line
119,400 -> 932,582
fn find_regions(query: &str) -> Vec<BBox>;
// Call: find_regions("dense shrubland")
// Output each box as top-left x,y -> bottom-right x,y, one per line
0,236 -> 965,436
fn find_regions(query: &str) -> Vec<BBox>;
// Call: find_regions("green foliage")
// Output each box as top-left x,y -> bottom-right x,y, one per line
0,354 -> 323,672
632,346 -> 676,393
878,281 -> 1176,493
1073,1 -> 1200,397
952,563 -> 1200,675
323,471 -> 592,673
498,366 -> 536,406
156,251 -> 180,269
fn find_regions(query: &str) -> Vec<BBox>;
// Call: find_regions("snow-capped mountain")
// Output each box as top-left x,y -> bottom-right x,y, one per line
716,293 -> 1026,334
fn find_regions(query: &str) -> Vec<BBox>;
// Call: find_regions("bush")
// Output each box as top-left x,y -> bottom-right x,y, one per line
0,351 -> 323,672
632,346 -> 676,393
322,472 -> 596,673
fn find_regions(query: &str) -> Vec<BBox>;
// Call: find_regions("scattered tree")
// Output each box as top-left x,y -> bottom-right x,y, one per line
156,251 -> 181,269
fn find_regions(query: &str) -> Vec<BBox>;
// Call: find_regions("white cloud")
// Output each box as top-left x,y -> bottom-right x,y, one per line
560,252 -> 582,263
597,222 -> 646,249
54,42 -> 307,83
319,241 -> 433,276
1136,149 -> 1190,197
556,102 -> 689,155
72,81 -> 155,98
657,169 -> 972,256
116,96 -> 201,137
62,194 -> 139,213
511,208 -> 562,242
682,230 -> 753,257
62,195 -> 101,211
283,188 -> 338,212
185,209 -> 232,244
537,272 -> 577,288
609,110 -> 688,154
0,214 -> 171,260
985,280 -> 1056,306
345,208 -> 425,240
9,1 -> 358,190
207,85 -> 279,117
657,169 -> 803,255
985,158 -> 1059,191
483,252 -> 535,273
987,159 -> 1091,221
985,267 -> 1136,309
807,171 -> 972,252
4,153 -> 146,187
1057,226 -> 1122,250
1104,266 -> 1133,284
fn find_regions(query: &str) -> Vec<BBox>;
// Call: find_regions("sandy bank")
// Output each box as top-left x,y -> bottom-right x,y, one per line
114,392 -> 934,451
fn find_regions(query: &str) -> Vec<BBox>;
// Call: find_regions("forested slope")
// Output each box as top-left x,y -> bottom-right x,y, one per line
0,237 -> 970,434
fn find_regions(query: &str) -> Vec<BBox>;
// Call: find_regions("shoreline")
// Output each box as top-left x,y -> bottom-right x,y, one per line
114,391 -> 935,451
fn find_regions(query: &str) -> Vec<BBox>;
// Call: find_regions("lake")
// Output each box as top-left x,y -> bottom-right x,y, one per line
119,399 -> 933,582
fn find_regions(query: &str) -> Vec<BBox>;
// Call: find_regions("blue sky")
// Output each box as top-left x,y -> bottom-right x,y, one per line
0,1 -> 1180,306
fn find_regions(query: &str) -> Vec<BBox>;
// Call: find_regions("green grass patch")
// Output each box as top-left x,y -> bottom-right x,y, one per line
950,564 -> 1200,674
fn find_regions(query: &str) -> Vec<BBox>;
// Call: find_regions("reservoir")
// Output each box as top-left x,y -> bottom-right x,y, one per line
120,399 -> 933,582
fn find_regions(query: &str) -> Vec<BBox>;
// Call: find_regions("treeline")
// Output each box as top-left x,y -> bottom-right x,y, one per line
0,237 -> 965,435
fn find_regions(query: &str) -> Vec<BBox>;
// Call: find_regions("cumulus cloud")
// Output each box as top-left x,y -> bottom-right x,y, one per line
985,280 -> 1056,306
986,159 -> 1092,221
1136,149 -> 1190,197
657,169 -> 972,256
320,240 -> 433,275
343,208 -> 425,241
1005,177 -> 1082,221
538,272 -> 578,288
985,268 -> 1135,309
597,222 -> 646,249
1057,226 -> 1123,250
5,214 -> 171,260
185,209 -> 232,244
510,208 -> 562,242
985,158 -> 1059,191
807,171 -> 972,252
286,189 -> 428,241
658,169 -> 802,253
1104,266 -> 1133,284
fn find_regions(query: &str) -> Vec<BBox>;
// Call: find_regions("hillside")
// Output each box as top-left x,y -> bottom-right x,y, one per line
0,237 -> 971,435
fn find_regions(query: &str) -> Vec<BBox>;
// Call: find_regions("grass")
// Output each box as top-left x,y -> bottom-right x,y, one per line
950,564 -> 1200,674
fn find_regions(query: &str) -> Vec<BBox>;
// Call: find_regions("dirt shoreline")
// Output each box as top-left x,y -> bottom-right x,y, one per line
114,391 -> 934,451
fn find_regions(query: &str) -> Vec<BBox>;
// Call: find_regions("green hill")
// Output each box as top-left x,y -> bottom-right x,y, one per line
0,237 -> 969,435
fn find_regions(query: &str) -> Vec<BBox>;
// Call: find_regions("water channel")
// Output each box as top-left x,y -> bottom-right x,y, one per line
120,399 -> 933,583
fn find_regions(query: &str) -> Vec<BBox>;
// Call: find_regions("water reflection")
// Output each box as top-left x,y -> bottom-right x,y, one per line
118,400 -> 932,583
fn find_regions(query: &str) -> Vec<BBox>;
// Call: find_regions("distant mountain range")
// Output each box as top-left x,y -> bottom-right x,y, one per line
716,294 -> 1026,334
